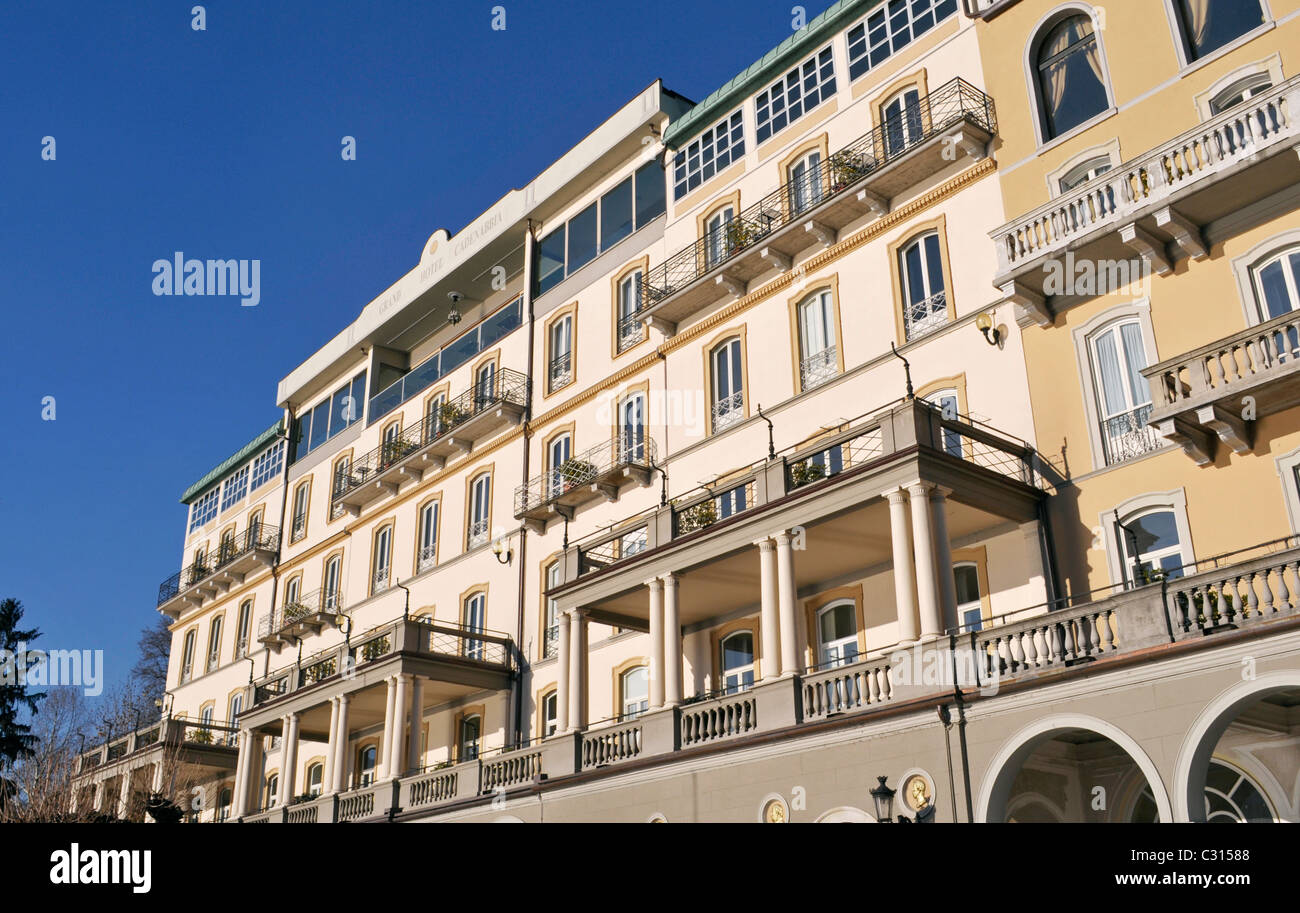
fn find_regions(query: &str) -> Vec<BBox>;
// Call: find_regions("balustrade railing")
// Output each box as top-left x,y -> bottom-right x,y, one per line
581,720 -> 643,769
157,523 -> 281,607
1166,549 -> 1300,636
801,658 -> 895,721
679,692 -> 758,748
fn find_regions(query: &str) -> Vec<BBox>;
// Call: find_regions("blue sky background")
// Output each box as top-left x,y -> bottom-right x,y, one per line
0,1 -> 832,704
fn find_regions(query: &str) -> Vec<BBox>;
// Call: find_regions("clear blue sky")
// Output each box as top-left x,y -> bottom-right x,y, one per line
0,1 -> 832,704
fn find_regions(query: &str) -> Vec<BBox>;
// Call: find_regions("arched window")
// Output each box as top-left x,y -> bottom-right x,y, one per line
817,601 -> 859,669
425,392 -> 447,440
264,774 -> 279,809
617,268 -> 646,352
954,562 -> 984,631
797,290 -> 837,390
1059,155 -> 1112,193
620,393 -> 647,462
1252,244 -> 1300,322
925,388 -> 963,457
788,149 -> 824,215
475,360 -> 498,412
883,87 -> 923,157
306,763 -> 324,797
1172,0 -> 1265,63
371,526 -> 392,595
1117,508 -> 1189,586
468,474 -> 492,548
1089,319 -> 1158,465
228,693 -> 242,744
205,615 -> 222,673
543,561 -> 561,659
620,666 -> 649,721
548,433 -> 573,498
218,528 -> 236,566
324,554 -> 342,610
541,690 -> 559,738
458,714 -> 482,761
548,313 -> 573,392
720,632 -> 755,694
705,204 -> 736,268
417,501 -> 439,572
358,746 -> 377,787
235,599 -> 252,659
216,787 -> 232,822
291,481 -> 309,541
1210,73 -> 1273,115
900,231 -> 947,340
1204,760 -> 1274,822
180,630 -> 196,683
284,575 -> 301,610
711,338 -> 744,432
1035,14 -> 1109,140
464,591 -> 486,661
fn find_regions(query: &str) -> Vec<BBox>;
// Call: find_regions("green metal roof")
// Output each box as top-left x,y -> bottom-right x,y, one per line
180,418 -> 285,504
664,0 -> 881,149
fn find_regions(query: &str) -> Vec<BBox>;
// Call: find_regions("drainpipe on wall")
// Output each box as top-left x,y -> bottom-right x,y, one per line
513,219 -> 538,749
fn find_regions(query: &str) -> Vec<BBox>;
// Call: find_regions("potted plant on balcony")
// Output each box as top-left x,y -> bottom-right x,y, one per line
381,437 -> 419,467
789,460 -> 827,489
724,219 -> 759,251
559,458 -> 597,492
679,499 -> 718,533
188,728 -> 213,745
438,401 -> 467,432
830,151 -> 870,192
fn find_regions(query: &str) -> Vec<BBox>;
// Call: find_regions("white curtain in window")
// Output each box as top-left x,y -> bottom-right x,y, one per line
1120,322 -> 1150,406
1095,332 -> 1128,416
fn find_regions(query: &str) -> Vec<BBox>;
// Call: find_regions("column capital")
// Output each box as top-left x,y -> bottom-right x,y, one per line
565,606 -> 588,620
645,577 -> 664,592
773,530 -> 794,546
906,480 -> 934,497
885,487 -> 910,504
755,536 -> 776,552
337,691 -> 350,707
660,572 -> 680,586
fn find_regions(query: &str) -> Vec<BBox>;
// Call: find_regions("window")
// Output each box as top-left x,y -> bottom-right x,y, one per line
307,763 -> 323,797
1209,74 -> 1273,114
568,201 -> 599,273
464,592 -> 486,661
548,433 -> 572,499
358,746 -> 377,788
1035,14 -> 1109,140
264,774 -> 278,809
1117,509 -> 1188,586
218,528 -> 236,565
1059,155 -> 1113,193
181,630 -> 196,683
371,526 -> 392,595
188,488 -> 218,532
235,600 -> 252,658
755,46 -> 837,144
324,554 -> 342,610
543,562 -> 561,659
711,338 -> 744,432
1090,320 -> 1160,465
883,88 -> 923,158
797,290 -> 837,390
468,474 -> 491,549
621,393 -> 647,463
620,666 -> 649,721
635,160 -> 667,230
721,632 -> 755,694
1172,0 -> 1265,63
200,705 -> 214,729
790,149 -> 825,216
705,205 -> 736,270
847,0 -> 958,80
330,457 -> 349,520
925,389 -> 962,457
818,601 -> 859,669
548,313 -> 573,392
291,482 -> 309,542
900,232 -> 947,340
291,372 -> 367,462
220,466 -> 248,512
284,575 -> 301,610
1204,760 -> 1274,822
1252,245 -> 1300,322
417,501 -> 438,572
616,269 -> 645,352
542,691 -> 558,738
954,563 -> 983,631
216,787 -> 232,822
673,109 -> 745,200
474,360 -> 498,412
250,441 -> 284,490
206,616 -> 222,673
601,176 -> 635,250
457,714 -> 482,762
228,693 -> 243,737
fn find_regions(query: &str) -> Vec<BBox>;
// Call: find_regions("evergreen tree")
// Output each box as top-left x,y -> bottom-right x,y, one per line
0,598 -> 44,771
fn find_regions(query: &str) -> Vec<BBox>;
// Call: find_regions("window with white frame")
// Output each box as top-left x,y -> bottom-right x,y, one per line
264,774 -> 278,809
542,691 -> 558,737
720,632 -> 755,694
788,149 -> 824,216
324,554 -> 342,610
228,693 -> 242,729
755,46 -> 836,144
1089,320 -> 1161,465
307,763 -> 324,797
705,205 -> 736,269
1115,508 -> 1189,586
1251,245 -> 1300,322
206,615 -> 222,672
235,600 -> 252,658
925,388 -> 962,457
417,501 -> 438,572
883,87 -> 923,158
371,526 -> 392,595
464,591 -> 486,661
900,231 -> 947,340
548,433 -> 573,499
817,601 -> 859,669
291,482 -> 309,541
846,0 -> 958,80
1204,759 -> 1275,822
620,666 -> 649,721
220,466 -> 249,512
284,575 -> 300,609
181,630 -> 196,682
469,474 -> 491,549
620,394 -> 647,463
954,562 -> 983,631
617,269 -> 645,352
548,314 -> 573,392
475,361 -> 497,412
1059,155 -> 1113,193
425,392 -> 446,440
543,562 -> 561,659
1209,73 -> 1273,114
1171,0 -> 1266,64
250,441 -> 284,490
711,338 -> 744,432
357,747 -> 376,787
1035,14 -> 1110,141
673,109 -> 745,200
189,488 -> 218,532
458,714 -> 482,761
797,290 -> 837,390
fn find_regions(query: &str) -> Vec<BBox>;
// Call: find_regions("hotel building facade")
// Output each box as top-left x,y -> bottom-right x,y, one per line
74,0 -> 1300,823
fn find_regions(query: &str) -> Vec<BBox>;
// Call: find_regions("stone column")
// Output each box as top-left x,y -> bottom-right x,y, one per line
648,578 -> 665,710
909,483 -> 942,639
567,609 -> 587,731
556,610 -> 572,733
323,697 -> 339,797
332,694 -> 351,793
930,487 -> 958,634
279,713 -> 300,806
888,488 -> 919,643
407,676 -> 424,773
117,768 -> 133,819
231,728 -> 251,815
663,574 -> 682,706
379,675 -> 397,779
389,674 -> 410,779
757,538 -> 781,679
775,531 -> 800,675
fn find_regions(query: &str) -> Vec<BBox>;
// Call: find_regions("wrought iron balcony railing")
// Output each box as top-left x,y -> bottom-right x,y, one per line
514,432 -> 658,517
617,310 -> 647,352
1100,404 -> 1164,466
643,78 -> 995,308
799,346 -> 838,391
547,352 -> 572,392
902,291 -> 948,342
157,523 -> 281,608
258,588 -> 344,645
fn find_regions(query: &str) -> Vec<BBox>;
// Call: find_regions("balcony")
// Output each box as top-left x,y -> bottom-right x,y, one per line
993,78 -> 1300,325
514,433 -> 658,532
1143,309 -> 1300,464
641,78 -> 995,334
258,589 -> 344,650
157,523 -> 281,619
332,369 -> 528,517
74,717 -> 239,790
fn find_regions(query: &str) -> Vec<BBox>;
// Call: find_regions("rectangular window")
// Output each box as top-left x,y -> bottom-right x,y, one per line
294,372 -> 367,462
600,177 -> 634,251
537,228 -> 566,296
634,161 -> 666,228
250,442 -> 284,490
847,0 -> 958,81
673,109 -> 745,200
755,46 -> 836,145
220,466 -> 248,512
567,202 -> 599,273
291,484 -> 309,541
189,489 -> 218,532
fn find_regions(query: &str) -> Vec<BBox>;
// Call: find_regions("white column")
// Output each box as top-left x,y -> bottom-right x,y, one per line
117,769 -> 133,819
231,728 -> 251,815
930,487 -> 958,634
279,713 -> 300,806
556,610 -> 572,734
407,676 -> 424,773
240,733 -> 263,815
92,780 -> 103,813
323,697 -> 340,797
909,483 -> 942,639
663,575 -> 682,705
757,538 -> 781,679
567,609 -> 586,731
775,531 -> 800,675
888,489 -> 919,644
389,674 -> 409,778
332,694 -> 351,792
379,675 -> 397,779
648,578 -> 665,710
